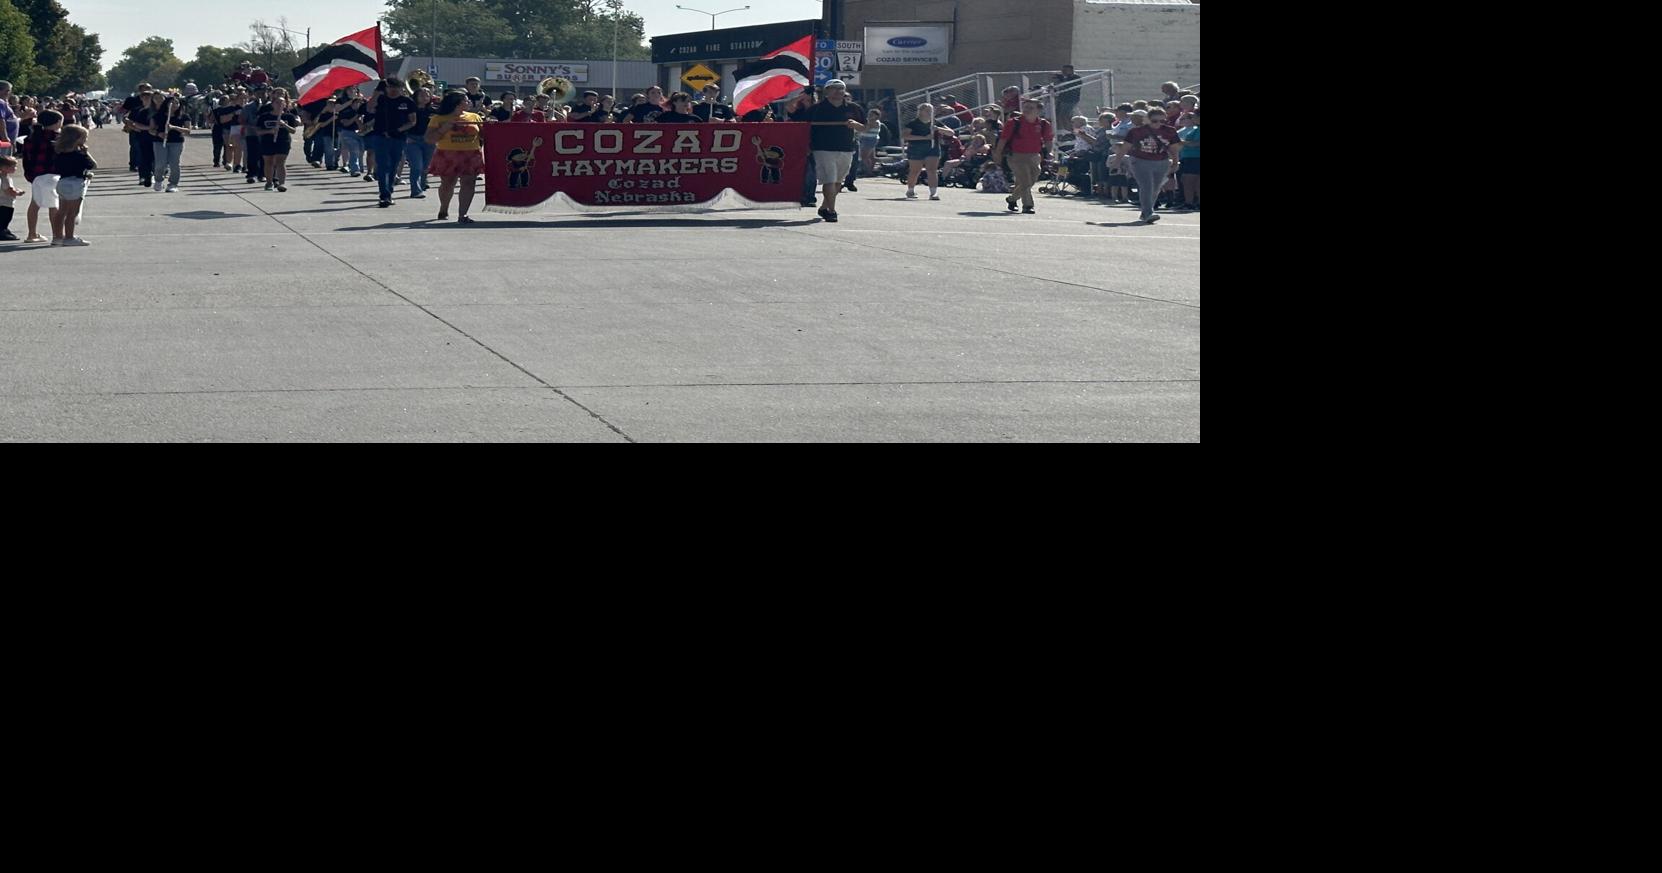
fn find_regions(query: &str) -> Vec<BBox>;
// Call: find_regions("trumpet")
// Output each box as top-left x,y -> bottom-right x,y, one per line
539,76 -> 575,105
407,68 -> 434,91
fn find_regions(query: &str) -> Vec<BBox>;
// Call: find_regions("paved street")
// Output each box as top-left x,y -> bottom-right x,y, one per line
1,127 -> 1199,442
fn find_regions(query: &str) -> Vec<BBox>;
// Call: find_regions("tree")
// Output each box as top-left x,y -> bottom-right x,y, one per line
108,36 -> 183,94
238,19 -> 307,86
55,25 -> 104,92
179,46 -> 253,92
0,0 -> 44,93
381,0 -> 648,61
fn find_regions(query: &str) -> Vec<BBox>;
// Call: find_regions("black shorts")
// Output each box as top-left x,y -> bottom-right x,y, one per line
907,144 -> 941,161
1180,157 -> 1200,175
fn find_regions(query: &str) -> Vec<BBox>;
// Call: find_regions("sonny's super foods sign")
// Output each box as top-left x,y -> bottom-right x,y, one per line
483,123 -> 811,212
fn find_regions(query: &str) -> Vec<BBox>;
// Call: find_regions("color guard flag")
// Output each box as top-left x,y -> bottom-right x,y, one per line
733,34 -> 814,118
292,25 -> 385,105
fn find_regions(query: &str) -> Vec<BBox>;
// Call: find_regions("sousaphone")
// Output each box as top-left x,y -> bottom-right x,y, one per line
539,76 -> 575,105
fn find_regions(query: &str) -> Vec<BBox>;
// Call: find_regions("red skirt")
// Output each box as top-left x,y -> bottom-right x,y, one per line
429,149 -> 485,178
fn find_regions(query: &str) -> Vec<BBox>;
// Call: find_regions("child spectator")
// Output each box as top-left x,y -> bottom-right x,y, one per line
21,109 -> 63,244
1178,108 -> 1199,210
53,124 -> 95,246
0,155 -> 21,241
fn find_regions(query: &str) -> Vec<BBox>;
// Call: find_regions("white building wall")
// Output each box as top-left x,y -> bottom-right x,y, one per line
1070,1 -> 1200,105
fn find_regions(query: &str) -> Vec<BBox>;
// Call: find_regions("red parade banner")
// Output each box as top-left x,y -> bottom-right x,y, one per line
482,123 -> 812,213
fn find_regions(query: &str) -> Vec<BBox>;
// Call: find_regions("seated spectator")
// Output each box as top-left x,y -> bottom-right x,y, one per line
944,94 -> 974,124
937,105 -> 962,130
942,133 -> 990,179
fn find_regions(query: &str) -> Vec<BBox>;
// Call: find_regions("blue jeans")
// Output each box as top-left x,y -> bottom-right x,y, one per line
153,141 -> 183,186
368,135 -> 403,200
340,131 -> 364,174
403,138 -> 435,195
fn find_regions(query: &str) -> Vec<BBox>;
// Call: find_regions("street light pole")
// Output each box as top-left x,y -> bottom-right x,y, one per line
608,0 -> 623,101
676,5 -> 750,31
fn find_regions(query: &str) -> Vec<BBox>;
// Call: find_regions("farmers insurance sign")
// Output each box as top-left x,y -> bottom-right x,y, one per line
485,62 -> 590,84
864,24 -> 952,65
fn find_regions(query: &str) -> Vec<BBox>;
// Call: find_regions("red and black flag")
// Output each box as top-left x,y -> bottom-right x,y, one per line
733,34 -> 814,118
292,25 -> 385,105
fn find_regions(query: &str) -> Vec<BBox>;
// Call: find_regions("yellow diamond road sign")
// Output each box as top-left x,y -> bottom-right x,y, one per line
682,63 -> 719,90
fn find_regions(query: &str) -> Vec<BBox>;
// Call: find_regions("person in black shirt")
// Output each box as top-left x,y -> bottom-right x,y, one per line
627,86 -> 668,123
489,92 -> 516,123
366,78 -> 418,206
52,124 -> 96,245
335,93 -> 366,175
568,92 -> 605,122
404,87 -> 437,200
122,84 -> 153,175
801,80 -> 865,221
693,84 -> 734,122
150,94 -> 191,193
256,92 -> 302,192
653,93 -> 704,124
298,97 -> 329,168
127,87 -> 160,186
463,78 -> 491,113
213,93 -> 244,171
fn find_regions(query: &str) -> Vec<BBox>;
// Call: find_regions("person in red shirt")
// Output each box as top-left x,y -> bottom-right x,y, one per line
945,95 -> 973,125
1119,108 -> 1182,223
990,99 -> 1053,214
511,103 -> 546,123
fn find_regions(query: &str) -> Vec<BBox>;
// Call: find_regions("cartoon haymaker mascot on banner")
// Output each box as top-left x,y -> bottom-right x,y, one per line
506,137 -> 544,189
752,137 -> 785,185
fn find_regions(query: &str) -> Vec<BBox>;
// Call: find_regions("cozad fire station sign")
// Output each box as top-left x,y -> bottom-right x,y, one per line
483,123 -> 812,213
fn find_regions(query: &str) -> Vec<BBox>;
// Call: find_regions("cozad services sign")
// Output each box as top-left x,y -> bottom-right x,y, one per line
485,62 -> 590,84
864,24 -> 952,65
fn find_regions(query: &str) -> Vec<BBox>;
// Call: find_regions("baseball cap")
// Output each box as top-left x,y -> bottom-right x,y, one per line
826,79 -> 847,90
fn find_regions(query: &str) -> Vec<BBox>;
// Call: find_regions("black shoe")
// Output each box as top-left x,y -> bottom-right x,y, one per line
1022,206 -> 1036,214
1146,214 -> 1161,224
364,174 -> 374,182
824,211 -> 839,223
1006,197 -> 1018,213
377,200 -> 391,208
801,199 -> 817,207
277,185 -> 287,193
213,162 -> 221,167
845,182 -> 858,192
0,231 -> 18,241
818,207 -> 830,220
265,181 -> 274,190
139,178 -> 151,186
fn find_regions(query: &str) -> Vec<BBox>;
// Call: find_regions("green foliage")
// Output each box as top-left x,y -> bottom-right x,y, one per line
2,0 -> 102,93
107,36 -> 183,95
0,0 -> 43,92
381,0 -> 649,61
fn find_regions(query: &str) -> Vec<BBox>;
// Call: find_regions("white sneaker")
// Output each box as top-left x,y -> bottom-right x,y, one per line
905,190 -> 917,199
166,185 -> 178,193
154,182 -> 165,192
61,237 -> 90,246
929,193 -> 941,200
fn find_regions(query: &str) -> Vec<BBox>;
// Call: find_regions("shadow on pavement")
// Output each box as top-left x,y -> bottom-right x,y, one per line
335,217 -> 826,231
167,211 -> 257,220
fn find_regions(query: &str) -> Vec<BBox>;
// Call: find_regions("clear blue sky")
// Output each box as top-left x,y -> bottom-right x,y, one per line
63,0 -> 826,73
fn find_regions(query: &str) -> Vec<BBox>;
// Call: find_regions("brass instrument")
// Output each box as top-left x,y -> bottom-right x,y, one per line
539,76 -> 575,105
407,68 -> 434,92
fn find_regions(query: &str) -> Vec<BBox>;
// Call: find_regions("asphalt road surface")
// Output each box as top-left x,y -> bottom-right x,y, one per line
1,126 -> 1199,442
